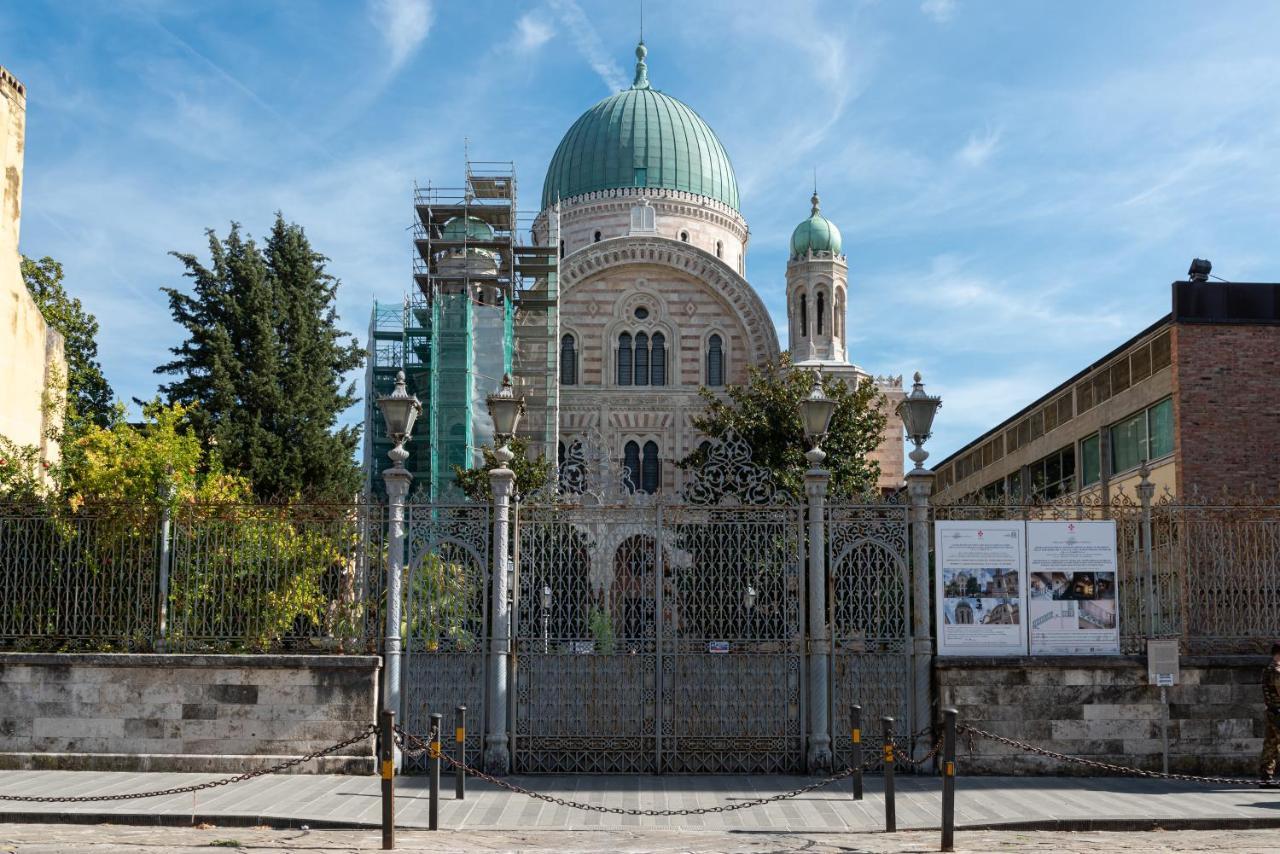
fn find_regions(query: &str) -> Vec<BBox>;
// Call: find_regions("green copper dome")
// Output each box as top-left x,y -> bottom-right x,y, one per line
790,192 -> 842,258
541,42 -> 740,212
441,215 -> 494,242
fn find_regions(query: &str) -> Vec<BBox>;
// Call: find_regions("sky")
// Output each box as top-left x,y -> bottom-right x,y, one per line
5,0 -> 1280,463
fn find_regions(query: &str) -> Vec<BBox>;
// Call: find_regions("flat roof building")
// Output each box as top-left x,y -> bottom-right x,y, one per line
932,261 -> 1280,503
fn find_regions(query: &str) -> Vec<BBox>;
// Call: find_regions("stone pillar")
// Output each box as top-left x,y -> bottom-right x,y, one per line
382,461 -> 412,724
906,469 -> 935,757
1136,463 -> 1155,637
484,458 -> 515,773
805,455 -> 832,772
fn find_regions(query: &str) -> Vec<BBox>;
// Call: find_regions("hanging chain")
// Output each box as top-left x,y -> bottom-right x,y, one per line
0,725 -> 378,803
958,724 -> 1266,787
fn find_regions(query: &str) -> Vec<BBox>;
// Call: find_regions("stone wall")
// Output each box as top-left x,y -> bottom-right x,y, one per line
936,656 -> 1267,776
0,654 -> 380,773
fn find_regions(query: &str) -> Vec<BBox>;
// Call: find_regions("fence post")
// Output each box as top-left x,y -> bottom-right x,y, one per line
805,455 -> 833,772
941,708 -> 957,852
379,709 -> 395,850
1137,462 -> 1155,637
486,462 -> 515,774
455,705 -> 466,800
851,703 -> 863,800
429,712 -> 441,831
382,462 -> 412,737
882,716 -> 896,832
156,500 -> 173,650
906,470 -> 935,760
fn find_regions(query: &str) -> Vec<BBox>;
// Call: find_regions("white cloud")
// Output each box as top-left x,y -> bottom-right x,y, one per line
368,0 -> 433,72
514,12 -> 555,53
956,126 -> 1002,167
547,0 -> 628,92
921,0 -> 957,24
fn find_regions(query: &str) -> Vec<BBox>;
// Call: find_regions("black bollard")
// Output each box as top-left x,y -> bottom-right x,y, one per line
379,709 -> 395,850
851,704 -> 864,801
455,705 -> 466,800
882,716 -> 896,832
429,712 -> 442,831
941,708 -> 957,852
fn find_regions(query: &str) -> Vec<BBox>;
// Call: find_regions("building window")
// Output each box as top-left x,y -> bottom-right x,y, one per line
559,239 -> 565,259
634,306 -> 649,320
634,332 -> 650,386
679,230 -> 689,242
707,334 -> 724,387
594,230 -> 602,243
817,291 -> 826,335
560,334 -> 577,386
1109,397 -> 1174,475
641,441 -> 660,493
617,333 -> 633,386
651,332 -> 666,386
1080,433 -> 1101,487
624,441 -> 641,492
1029,445 -> 1076,500
715,240 -> 723,258
799,293 -> 808,337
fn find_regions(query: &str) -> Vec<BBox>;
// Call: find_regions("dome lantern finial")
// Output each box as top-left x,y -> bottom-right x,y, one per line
633,41 -> 649,89
811,191 -> 821,217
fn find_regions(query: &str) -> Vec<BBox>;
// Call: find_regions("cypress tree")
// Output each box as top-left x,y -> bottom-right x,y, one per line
157,215 -> 364,500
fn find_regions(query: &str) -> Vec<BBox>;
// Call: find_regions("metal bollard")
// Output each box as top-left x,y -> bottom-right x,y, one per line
379,709 -> 395,850
941,708 -> 957,852
455,705 -> 466,800
429,712 -> 442,831
882,716 -> 896,833
851,704 -> 863,801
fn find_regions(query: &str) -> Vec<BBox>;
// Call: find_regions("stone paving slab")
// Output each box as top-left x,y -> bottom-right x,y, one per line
0,770 -> 1278,832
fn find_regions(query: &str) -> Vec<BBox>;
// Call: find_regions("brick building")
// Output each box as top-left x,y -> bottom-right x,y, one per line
932,260 -> 1280,502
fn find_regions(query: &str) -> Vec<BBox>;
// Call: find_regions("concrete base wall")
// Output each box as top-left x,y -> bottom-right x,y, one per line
0,654 -> 380,773
936,656 -> 1267,776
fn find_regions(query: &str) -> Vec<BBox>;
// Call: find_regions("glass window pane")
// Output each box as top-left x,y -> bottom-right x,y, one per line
1110,413 -> 1143,474
1148,398 -> 1174,458
1081,434 -> 1100,486
623,441 -> 640,492
651,333 -> 666,386
634,332 -> 649,386
641,441 -> 660,494
617,333 -> 632,385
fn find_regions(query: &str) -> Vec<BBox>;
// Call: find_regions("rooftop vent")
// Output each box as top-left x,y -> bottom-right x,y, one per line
1188,258 -> 1212,282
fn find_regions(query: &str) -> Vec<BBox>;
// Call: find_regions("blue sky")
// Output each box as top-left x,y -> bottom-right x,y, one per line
5,0 -> 1280,462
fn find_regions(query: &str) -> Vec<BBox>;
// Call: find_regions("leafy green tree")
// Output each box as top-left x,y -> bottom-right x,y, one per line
21,256 -> 115,430
157,215 -> 365,500
453,437 -> 553,502
680,354 -> 889,500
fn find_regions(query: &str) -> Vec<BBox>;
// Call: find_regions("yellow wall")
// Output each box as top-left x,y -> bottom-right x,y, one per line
1,66 -> 64,461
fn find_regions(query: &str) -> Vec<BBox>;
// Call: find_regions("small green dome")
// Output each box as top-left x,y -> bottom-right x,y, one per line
541,42 -> 739,212
790,192 -> 842,258
441,215 -> 494,243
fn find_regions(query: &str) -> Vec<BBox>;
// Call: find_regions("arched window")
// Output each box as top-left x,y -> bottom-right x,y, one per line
559,239 -> 565,259
715,240 -> 723,259
641,441 -> 660,493
623,441 -> 641,492
707,334 -> 724,387
650,332 -> 666,386
560,334 -> 577,385
817,291 -> 826,336
617,333 -> 633,386
593,230 -> 602,243
634,332 -> 650,386
679,230 -> 689,242
799,293 -> 808,337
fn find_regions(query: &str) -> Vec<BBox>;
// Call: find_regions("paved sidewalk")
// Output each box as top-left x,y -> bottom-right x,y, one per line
1,770 -> 1279,832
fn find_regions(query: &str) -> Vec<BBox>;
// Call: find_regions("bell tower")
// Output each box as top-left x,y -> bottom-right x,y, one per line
786,191 -> 847,363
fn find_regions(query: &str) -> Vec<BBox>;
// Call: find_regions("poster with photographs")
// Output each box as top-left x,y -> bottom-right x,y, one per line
1027,520 -> 1119,655
935,521 -> 1028,656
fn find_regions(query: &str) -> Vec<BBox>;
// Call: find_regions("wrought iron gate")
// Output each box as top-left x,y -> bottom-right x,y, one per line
401,502 -> 490,770
828,502 -> 912,771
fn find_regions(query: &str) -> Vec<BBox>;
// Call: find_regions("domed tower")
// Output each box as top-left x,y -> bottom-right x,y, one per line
787,191 -> 847,364
435,215 -> 500,303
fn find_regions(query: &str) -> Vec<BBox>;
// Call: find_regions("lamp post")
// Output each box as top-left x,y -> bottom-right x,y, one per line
376,371 -> 422,732
896,371 -> 942,759
799,370 -> 836,771
484,374 -> 523,774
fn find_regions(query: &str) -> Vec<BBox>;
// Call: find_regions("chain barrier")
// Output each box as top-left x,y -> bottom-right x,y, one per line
0,725 -> 378,803
958,724 -> 1268,787
393,725 -> 937,817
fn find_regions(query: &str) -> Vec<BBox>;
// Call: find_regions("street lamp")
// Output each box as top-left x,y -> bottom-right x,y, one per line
897,371 -> 942,475
799,369 -> 836,469
376,370 -> 422,732
485,373 -> 524,466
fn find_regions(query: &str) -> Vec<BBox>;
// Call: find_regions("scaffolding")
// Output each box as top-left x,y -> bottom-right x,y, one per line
364,160 -> 559,501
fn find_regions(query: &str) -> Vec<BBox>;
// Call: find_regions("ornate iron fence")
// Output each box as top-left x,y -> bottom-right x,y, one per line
0,500 -> 384,653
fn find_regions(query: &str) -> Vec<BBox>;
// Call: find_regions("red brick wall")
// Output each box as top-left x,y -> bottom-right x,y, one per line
1172,322 -> 1280,497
